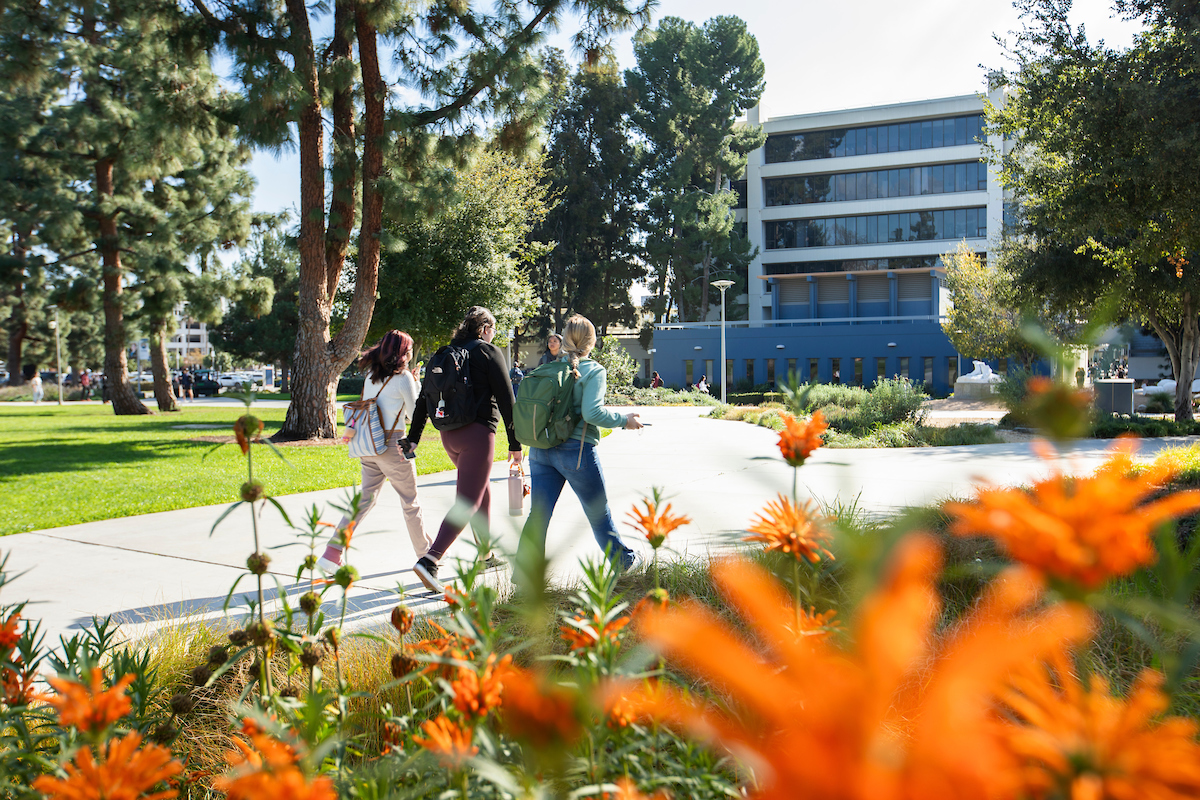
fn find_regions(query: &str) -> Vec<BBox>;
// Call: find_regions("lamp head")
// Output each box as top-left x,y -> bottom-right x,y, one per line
711,280 -> 735,292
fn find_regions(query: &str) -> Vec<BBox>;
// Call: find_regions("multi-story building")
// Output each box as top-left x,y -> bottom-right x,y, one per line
167,306 -> 212,364
651,90 -> 1006,393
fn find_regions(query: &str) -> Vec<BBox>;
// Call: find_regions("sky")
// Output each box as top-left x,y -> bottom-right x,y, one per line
245,0 -> 1147,217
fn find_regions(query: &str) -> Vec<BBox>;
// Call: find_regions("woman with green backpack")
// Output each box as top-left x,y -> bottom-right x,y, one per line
516,314 -> 642,581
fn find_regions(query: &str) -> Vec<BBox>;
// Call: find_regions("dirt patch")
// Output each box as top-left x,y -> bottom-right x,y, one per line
188,435 -> 343,448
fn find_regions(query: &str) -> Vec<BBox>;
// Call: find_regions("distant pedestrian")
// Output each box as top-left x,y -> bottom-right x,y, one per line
516,314 -> 642,583
80,370 -> 92,401
510,361 -> 524,395
30,374 -> 43,403
100,374 -> 110,404
650,371 -> 663,389
318,329 -> 431,573
403,306 -> 523,593
539,333 -> 563,366
180,370 -> 194,401
695,375 -> 708,393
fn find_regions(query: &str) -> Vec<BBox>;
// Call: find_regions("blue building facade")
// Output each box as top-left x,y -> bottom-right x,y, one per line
650,92 -> 1006,396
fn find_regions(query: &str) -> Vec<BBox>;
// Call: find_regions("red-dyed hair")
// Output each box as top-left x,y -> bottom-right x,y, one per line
360,330 -> 413,382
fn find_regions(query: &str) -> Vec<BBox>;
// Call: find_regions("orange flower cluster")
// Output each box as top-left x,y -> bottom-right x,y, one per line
560,612 -> 631,651
33,731 -> 182,800
413,714 -> 477,769
744,494 -> 834,564
999,654 -> 1200,799
624,539 -> 1099,800
627,497 -> 691,549
451,653 -> 513,719
945,440 -> 1200,587
214,723 -> 335,800
630,588 -> 671,625
777,409 -> 827,467
0,611 -> 19,649
41,668 -> 135,733
499,668 -> 583,749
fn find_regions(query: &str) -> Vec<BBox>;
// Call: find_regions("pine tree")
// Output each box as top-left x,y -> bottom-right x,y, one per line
627,15 -> 765,323
193,0 -> 654,439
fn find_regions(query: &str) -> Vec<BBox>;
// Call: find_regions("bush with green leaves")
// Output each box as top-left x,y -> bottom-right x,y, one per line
593,334 -> 636,393
994,367 -> 1036,413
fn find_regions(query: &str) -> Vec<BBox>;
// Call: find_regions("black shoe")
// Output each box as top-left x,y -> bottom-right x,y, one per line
413,557 -> 443,593
480,553 -> 503,571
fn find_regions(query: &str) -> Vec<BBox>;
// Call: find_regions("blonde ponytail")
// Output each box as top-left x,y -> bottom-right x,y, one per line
560,314 -> 597,379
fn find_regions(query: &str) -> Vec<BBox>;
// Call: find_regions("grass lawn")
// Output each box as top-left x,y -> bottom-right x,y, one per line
0,405 -> 515,535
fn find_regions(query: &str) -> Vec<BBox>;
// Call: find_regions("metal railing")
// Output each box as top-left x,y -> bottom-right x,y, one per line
654,314 -> 948,331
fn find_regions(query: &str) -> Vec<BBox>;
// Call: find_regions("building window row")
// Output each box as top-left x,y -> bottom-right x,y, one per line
763,255 -> 954,276
764,207 -> 987,250
765,114 -> 984,164
764,160 -> 987,206
683,356 -> 955,389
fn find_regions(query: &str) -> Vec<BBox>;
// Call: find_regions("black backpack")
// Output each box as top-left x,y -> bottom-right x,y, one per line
423,339 -> 482,431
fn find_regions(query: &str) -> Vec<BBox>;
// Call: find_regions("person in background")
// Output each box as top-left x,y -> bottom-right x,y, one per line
319,329 -> 430,572
695,374 -> 708,393
30,373 -> 43,404
650,371 -> 663,389
80,370 -> 92,401
403,306 -> 523,593
539,333 -> 563,366
180,370 -> 193,402
516,314 -> 642,582
510,360 -> 524,396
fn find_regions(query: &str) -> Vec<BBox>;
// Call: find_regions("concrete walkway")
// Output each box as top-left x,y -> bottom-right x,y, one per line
2,406 -> 1191,646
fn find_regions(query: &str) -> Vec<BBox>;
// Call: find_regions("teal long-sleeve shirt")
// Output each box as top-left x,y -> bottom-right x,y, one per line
569,358 -> 627,444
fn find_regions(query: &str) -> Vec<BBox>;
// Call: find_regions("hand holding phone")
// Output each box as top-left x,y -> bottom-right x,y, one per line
398,438 -> 416,459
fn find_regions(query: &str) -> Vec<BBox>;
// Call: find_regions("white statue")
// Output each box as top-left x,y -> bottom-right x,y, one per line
958,360 -> 1001,384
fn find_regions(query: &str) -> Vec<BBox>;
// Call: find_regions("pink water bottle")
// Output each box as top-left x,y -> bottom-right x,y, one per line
508,465 -> 524,516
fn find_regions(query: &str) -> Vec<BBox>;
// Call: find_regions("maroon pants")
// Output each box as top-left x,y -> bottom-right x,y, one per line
428,422 -> 495,561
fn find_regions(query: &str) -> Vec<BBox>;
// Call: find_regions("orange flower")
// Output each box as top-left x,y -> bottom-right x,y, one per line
0,611 -> 20,649
630,588 -> 671,624
41,668 -> 135,733
450,653 -> 512,719
3,660 -> 35,706
999,656 -> 1200,800
32,731 -> 182,800
602,777 -> 670,800
627,496 -> 691,548
625,538 -> 1094,800
413,714 -> 477,768
778,409 -> 827,467
946,439 -> 1200,587
500,668 -> 582,748
560,612 -> 631,651
744,494 -> 834,564
214,725 -> 335,800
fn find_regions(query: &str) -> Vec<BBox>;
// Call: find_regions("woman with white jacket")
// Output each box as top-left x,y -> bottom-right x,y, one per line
318,330 -> 431,572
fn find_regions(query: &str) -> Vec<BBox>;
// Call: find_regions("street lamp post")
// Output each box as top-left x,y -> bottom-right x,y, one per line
711,280 -> 735,404
48,304 -> 63,406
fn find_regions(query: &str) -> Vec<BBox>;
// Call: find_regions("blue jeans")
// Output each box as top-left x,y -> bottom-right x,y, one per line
519,438 -> 634,571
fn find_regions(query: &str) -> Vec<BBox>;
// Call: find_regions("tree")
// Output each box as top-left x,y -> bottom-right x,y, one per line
529,57 -> 646,338
369,151 -> 546,355
593,333 -> 635,392
627,15 -> 765,323
4,0 -> 253,415
990,0 -> 1200,419
942,242 -> 1038,368
192,0 -> 653,439
211,223 -> 300,391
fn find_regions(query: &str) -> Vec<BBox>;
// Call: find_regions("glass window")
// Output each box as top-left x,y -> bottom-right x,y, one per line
920,120 -> 932,148
899,168 -> 910,196
947,356 -> 958,384
853,357 -> 863,386
924,357 -> 933,385
930,164 -> 943,194
766,358 -> 776,386
899,356 -> 910,378
809,358 -> 819,382
726,359 -> 734,386
888,169 -> 899,197
888,124 -> 899,151
931,210 -> 944,238
834,130 -> 846,158
931,118 -> 943,148
969,114 -> 983,143
867,170 -> 878,199
856,172 -> 868,200
685,360 -> 693,386
831,358 -> 841,384
857,216 -> 867,244
856,128 -> 867,155
955,208 -> 967,239
746,359 -> 755,384
787,358 -> 797,381
866,126 -> 877,154
955,116 -> 967,145
834,173 -> 846,202
898,123 -> 910,150
954,163 -> 966,192
705,360 -> 713,385
877,357 -> 888,382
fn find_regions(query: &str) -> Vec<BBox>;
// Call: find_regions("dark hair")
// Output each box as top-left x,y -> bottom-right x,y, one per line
450,306 -> 496,345
359,330 -> 413,383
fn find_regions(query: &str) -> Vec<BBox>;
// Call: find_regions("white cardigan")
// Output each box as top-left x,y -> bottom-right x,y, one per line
362,370 -> 419,435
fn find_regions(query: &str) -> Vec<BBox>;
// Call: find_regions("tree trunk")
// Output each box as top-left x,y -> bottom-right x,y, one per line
97,158 -> 151,416
149,320 -> 177,412
1146,300 -> 1198,422
279,358 -> 290,393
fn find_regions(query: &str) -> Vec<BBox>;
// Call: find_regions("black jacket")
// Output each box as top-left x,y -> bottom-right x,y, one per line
409,338 -> 520,452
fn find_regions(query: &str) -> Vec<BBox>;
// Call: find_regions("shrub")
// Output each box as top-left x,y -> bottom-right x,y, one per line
923,423 -> 1003,446
857,377 -> 927,426
593,334 -> 636,390
788,382 -> 870,412
994,367 -> 1036,412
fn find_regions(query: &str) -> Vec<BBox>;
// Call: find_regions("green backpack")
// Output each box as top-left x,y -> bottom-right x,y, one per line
513,361 -> 581,449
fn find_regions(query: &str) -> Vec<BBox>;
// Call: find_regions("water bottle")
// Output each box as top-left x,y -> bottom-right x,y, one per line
508,464 -> 524,516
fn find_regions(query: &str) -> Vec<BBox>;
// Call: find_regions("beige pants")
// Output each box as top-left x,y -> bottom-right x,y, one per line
336,435 -> 431,557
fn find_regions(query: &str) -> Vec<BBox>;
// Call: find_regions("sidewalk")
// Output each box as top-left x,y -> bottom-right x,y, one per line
1,406 -> 1185,645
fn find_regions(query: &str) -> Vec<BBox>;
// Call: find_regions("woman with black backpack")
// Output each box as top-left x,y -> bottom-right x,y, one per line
402,306 -> 523,593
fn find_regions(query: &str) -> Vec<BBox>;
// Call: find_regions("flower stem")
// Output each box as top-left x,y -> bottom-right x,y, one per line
792,558 -> 802,632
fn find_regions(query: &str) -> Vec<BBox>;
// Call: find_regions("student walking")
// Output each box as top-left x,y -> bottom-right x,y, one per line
538,332 -> 563,366
650,371 -> 663,388
404,306 -> 522,593
30,374 -> 44,403
318,330 -> 431,572
517,314 -> 642,581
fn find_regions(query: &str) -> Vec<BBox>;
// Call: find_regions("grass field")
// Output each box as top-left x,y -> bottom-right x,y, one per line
0,405 -> 514,536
